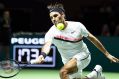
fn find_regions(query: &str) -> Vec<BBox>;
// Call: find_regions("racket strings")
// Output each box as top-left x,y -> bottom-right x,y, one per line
0,60 -> 20,78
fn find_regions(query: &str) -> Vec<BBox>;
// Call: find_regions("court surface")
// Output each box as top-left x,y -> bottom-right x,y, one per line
0,69 -> 119,79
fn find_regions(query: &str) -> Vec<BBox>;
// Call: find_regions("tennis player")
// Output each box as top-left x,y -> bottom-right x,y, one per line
31,3 -> 119,79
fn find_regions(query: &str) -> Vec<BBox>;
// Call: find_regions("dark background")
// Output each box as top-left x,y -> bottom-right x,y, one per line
0,0 -> 119,72
0,0 -> 119,35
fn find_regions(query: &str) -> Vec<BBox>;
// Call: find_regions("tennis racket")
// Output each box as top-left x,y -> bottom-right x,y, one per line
0,59 -> 30,78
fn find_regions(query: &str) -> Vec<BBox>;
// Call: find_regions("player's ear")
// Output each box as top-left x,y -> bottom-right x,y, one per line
61,12 -> 65,18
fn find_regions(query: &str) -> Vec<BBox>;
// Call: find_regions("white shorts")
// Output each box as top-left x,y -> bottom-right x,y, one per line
64,52 -> 91,79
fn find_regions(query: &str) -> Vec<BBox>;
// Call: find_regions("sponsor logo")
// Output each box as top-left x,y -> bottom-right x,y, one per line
11,37 -> 45,45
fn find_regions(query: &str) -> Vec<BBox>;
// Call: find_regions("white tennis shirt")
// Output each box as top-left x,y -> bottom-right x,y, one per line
45,21 -> 90,60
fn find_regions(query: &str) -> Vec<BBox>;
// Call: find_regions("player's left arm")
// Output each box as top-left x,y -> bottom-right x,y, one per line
87,32 -> 119,63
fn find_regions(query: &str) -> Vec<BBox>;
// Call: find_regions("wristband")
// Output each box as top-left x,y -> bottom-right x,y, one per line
40,52 -> 47,58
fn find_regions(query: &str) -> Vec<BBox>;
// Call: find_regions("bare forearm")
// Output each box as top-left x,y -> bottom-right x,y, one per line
42,45 -> 51,55
87,33 -> 109,56
41,41 -> 52,55
31,41 -> 52,64
87,33 -> 119,63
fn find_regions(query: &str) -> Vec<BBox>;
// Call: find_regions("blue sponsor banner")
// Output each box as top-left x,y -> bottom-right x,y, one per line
10,33 -> 56,67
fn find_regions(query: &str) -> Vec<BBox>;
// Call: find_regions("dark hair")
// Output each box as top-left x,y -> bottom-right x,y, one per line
47,3 -> 65,14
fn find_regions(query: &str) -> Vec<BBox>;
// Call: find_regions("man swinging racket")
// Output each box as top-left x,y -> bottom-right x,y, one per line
31,3 -> 119,79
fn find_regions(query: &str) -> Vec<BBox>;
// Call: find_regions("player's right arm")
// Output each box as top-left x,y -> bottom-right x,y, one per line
37,41 -> 52,64
30,41 -> 52,64
41,41 -> 52,55
31,26 -> 54,64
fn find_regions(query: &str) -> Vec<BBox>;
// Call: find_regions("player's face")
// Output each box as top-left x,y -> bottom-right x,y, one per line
49,12 -> 65,25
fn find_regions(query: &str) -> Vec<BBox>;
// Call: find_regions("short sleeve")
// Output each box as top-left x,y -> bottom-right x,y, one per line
80,23 -> 89,37
44,26 -> 54,43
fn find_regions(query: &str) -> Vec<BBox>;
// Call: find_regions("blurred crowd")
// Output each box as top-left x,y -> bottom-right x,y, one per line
0,1 -> 119,36
79,5 -> 119,36
0,3 -> 11,60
